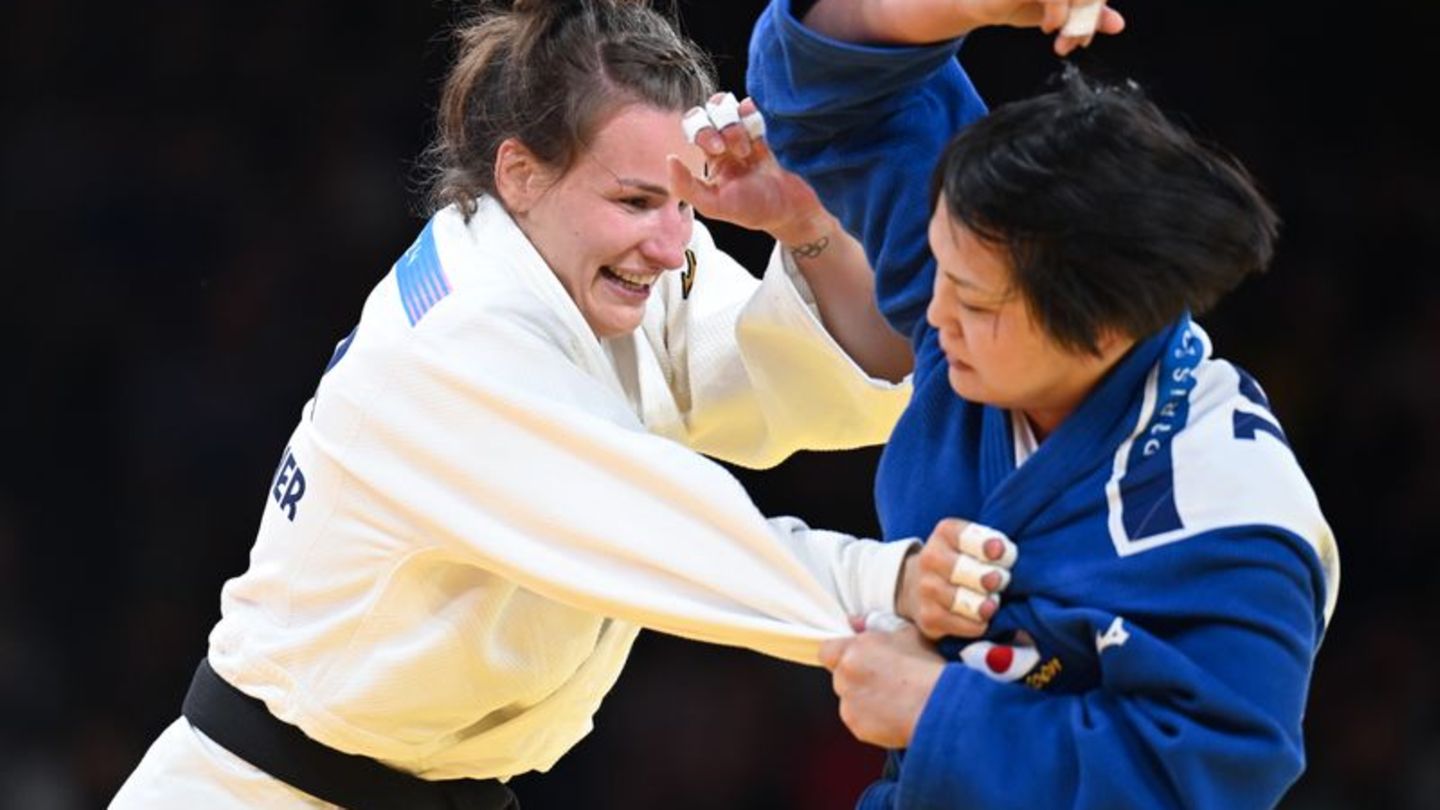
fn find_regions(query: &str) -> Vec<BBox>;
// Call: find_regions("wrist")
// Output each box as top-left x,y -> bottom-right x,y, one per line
894,544 -> 923,619
770,209 -> 835,249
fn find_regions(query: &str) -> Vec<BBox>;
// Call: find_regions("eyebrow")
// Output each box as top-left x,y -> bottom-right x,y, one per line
613,177 -> 669,197
943,269 -> 989,294
942,268 -> 1012,302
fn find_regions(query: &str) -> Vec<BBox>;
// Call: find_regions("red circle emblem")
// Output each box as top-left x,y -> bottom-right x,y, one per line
985,644 -> 1015,673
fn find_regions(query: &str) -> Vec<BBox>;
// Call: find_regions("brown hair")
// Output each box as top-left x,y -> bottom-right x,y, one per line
427,0 -> 716,218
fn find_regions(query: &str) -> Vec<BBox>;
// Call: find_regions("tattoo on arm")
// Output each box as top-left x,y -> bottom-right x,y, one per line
789,235 -> 830,261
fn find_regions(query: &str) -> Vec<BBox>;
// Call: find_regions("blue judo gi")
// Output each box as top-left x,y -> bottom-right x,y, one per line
749,3 -> 1340,807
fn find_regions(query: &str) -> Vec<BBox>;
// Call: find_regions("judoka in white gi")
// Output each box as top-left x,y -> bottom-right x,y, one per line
110,2 -> 1014,807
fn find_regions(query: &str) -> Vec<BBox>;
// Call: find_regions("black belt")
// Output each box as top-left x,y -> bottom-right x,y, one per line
182,658 -> 518,810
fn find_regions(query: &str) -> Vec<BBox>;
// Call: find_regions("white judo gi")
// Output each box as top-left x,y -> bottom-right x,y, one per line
112,196 -> 913,807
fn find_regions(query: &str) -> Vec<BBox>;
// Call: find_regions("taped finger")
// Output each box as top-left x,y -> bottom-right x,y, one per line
705,92 -> 742,130
1061,1 -> 1104,38
681,106 -> 711,145
957,522 -> 1018,569
949,587 -> 996,622
949,553 -> 1012,592
741,109 -> 766,140
1040,0 -> 1069,33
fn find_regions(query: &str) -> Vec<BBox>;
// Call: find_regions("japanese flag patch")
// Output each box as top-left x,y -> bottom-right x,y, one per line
959,639 -> 1041,683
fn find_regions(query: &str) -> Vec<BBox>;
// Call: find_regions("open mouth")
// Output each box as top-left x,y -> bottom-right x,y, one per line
600,266 -> 658,297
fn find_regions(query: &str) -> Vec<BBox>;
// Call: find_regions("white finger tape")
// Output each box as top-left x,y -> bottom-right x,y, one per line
741,109 -> 766,140
705,92 -> 742,130
863,610 -> 909,633
958,522 -> 1017,569
1061,1 -> 1104,38
681,106 -> 711,145
949,554 -> 1011,592
950,587 -> 992,621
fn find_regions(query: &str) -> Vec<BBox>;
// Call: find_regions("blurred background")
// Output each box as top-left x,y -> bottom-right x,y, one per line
2,0 -> 1434,807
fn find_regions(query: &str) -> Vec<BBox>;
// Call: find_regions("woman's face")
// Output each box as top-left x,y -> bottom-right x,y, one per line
924,207 -> 1128,436
511,104 -> 705,339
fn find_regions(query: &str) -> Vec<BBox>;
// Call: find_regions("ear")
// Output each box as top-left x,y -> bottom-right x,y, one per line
493,138 -> 550,214
1094,325 -> 1137,361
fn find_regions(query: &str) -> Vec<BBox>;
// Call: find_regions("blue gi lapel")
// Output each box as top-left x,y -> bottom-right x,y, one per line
978,406 -> 1014,497
975,318 -> 1186,537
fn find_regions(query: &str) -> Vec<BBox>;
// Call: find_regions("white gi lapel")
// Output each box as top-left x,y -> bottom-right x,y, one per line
460,197 -> 631,403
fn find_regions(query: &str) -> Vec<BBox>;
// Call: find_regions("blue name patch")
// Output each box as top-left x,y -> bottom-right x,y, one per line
396,220 -> 452,326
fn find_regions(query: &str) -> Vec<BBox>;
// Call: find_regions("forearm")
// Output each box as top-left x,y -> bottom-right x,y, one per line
366,313 -> 878,664
802,0 -> 985,44
774,212 -> 913,381
768,516 -> 917,619
748,0 -> 986,338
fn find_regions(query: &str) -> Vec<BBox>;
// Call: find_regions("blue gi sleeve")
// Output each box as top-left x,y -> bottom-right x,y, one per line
746,0 -> 988,344
896,528 -> 1324,809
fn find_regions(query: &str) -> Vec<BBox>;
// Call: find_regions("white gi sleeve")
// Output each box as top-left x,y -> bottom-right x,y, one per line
324,295 -> 910,666
648,221 -> 911,469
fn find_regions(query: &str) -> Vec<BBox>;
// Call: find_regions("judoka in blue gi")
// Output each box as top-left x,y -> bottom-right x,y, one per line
748,0 -> 1340,807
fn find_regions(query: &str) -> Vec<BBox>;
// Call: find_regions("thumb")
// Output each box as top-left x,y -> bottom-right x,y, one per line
818,636 -> 851,671
667,154 -> 715,212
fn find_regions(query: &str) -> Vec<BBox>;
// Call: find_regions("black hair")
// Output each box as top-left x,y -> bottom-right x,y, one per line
931,67 -> 1279,354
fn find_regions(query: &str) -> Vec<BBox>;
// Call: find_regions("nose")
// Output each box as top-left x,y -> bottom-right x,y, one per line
925,274 -> 955,335
925,289 -> 944,331
639,204 -> 692,270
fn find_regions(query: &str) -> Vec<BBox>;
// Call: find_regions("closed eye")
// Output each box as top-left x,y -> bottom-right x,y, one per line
619,196 -> 691,216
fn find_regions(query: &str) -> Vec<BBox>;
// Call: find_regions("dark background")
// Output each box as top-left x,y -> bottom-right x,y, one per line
2,0 -> 1435,807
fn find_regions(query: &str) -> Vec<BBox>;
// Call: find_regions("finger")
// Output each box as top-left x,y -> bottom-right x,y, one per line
916,604 -> 990,640
915,596 -> 990,640
704,92 -> 744,157
718,118 -> 752,160
1060,1 -> 1104,38
1068,5 -> 1126,53
697,129 -> 727,157
955,522 -> 1018,568
930,516 -> 973,547
681,106 -> 711,145
1053,32 -> 1092,56
667,154 -> 716,211
818,636 -> 850,670
681,106 -> 728,158
705,92 -> 742,129
949,553 -> 1012,593
1039,0 -> 1070,34
738,97 -> 767,141
705,93 -> 749,159
1099,6 -> 1125,34
747,135 -> 774,165
950,585 -> 999,623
